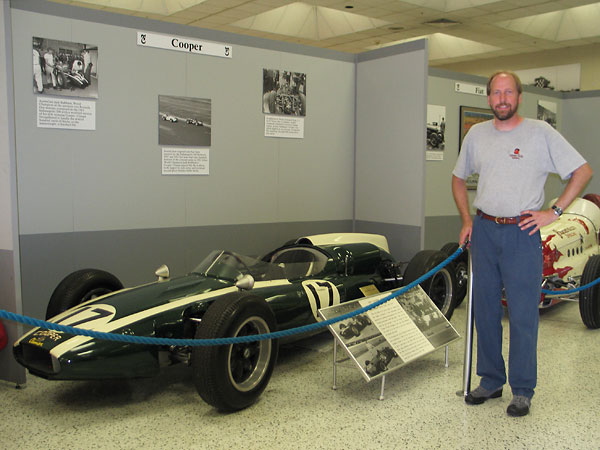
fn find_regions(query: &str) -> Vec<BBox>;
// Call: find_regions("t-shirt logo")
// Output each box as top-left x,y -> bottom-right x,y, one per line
510,148 -> 523,160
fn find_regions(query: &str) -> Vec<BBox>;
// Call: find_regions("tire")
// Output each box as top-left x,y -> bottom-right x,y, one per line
192,293 -> 279,412
579,255 -> 600,329
403,250 -> 457,320
440,242 -> 469,306
46,269 -> 123,320
56,71 -> 66,89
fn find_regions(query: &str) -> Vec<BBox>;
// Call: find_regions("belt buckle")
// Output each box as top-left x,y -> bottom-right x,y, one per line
495,216 -> 502,224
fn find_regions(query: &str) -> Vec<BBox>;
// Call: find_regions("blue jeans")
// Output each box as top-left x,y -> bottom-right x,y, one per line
471,214 -> 542,399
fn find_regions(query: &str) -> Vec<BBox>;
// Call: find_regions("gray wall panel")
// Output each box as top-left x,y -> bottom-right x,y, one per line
354,221 -> 421,262
11,9 -> 356,235
12,0 -> 356,63
424,216 -> 462,250
561,96 -> 600,195
355,41 -> 427,250
0,250 -> 26,385
19,220 -> 352,319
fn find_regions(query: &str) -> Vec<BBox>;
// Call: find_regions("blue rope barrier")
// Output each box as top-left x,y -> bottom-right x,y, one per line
1,246 -> 465,346
3,245 -> 597,346
541,276 -> 600,295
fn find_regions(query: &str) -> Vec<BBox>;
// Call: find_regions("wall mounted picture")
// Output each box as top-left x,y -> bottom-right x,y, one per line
537,100 -> 557,129
158,95 -> 212,146
33,36 -> 98,98
459,106 -> 493,190
427,104 -> 446,151
262,69 -> 306,116
459,105 -> 493,148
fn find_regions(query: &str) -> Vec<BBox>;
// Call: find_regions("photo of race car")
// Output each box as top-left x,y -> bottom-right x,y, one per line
443,194 -> 600,329
365,346 -> 398,377
339,315 -> 372,339
162,114 -> 177,122
13,233 -> 457,411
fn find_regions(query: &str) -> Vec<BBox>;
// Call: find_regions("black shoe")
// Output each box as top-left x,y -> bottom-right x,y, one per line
507,396 -> 530,417
465,385 -> 503,405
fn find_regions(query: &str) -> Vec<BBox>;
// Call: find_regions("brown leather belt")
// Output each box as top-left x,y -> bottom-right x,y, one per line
476,209 -> 529,225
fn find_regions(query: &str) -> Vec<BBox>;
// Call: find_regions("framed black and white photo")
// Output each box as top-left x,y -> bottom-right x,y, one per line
158,95 -> 212,146
262,69 -> 306,116
33,36 -> 98,99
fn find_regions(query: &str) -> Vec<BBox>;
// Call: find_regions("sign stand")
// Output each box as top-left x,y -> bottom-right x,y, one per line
332,338 -> 450,400
320,285 -> 460,401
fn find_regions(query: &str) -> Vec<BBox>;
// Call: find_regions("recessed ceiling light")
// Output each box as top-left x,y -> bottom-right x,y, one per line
424,18 -> 461,27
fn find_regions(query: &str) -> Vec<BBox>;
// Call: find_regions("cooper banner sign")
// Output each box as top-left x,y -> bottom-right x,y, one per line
137,31 -> 232,58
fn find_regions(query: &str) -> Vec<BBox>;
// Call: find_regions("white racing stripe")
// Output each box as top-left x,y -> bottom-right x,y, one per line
48,279 -> 291,359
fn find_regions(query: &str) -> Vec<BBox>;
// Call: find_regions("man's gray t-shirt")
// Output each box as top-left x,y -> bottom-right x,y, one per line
453,118 -> 586,217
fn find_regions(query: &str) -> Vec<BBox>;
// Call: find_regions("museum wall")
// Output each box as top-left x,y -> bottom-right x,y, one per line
10,4 -> 355,319
561,93 -> 600,196
9,1 -> 427,323
355,41 -> 428,259
423,69 -> 600,250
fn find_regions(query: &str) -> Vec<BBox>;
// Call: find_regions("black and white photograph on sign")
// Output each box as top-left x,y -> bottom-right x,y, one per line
352,335 -> 401,380
262,69 -> 306,116
159,95 -> 211,146
336,304 -> 379,347
426,104 -> 446,151
537,100 -> 557,129
33,37 -> 98,98
396,287 -> 459,349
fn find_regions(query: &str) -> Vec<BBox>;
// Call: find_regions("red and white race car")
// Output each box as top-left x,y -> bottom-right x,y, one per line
444,194 -> 600,329
539,194 -> 600,328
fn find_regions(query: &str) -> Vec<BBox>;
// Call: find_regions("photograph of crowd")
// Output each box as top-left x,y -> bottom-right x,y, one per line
262,69 -> 306,116
33,36 -> 98,98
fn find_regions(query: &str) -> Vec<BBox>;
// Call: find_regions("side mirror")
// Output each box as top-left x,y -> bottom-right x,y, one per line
155,264 -> 170,282
235,274 -> 255,291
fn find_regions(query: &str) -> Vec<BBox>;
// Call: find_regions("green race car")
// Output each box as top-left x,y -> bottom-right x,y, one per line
14,233 -> 456,411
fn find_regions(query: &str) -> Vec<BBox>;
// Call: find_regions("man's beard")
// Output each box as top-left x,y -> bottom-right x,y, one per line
492,103 -> 518,121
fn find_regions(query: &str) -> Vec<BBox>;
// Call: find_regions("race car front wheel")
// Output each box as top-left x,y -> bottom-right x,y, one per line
403,250 -> 457,320
46,269 -> 123,320
192,293 -> 279,412
579,255 -> 600,329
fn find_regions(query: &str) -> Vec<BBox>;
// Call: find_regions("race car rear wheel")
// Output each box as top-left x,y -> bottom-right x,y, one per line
192,293 -> 279,412
403,250 -> 457,320
46,269 -> 123,320
440,242 -> 469,306
579,255 -> 600,329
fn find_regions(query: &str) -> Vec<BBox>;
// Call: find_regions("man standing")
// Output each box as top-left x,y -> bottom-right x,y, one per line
33,45 -> 44,93
43,48 -> 57,90
452,71 -> 592,417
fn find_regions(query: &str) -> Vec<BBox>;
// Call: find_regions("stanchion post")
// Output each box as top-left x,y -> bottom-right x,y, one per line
332,338 -> 337,390
460,247 -> 474,397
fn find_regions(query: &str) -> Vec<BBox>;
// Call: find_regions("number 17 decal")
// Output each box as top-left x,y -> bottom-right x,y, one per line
302,280 -> 340,321
54,304 -> 116,329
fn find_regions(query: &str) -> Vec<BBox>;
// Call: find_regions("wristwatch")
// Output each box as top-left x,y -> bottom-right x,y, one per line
552,204 -> 563,217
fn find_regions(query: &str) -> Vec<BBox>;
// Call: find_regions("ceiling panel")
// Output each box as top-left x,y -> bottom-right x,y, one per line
45,0 -> 600,68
